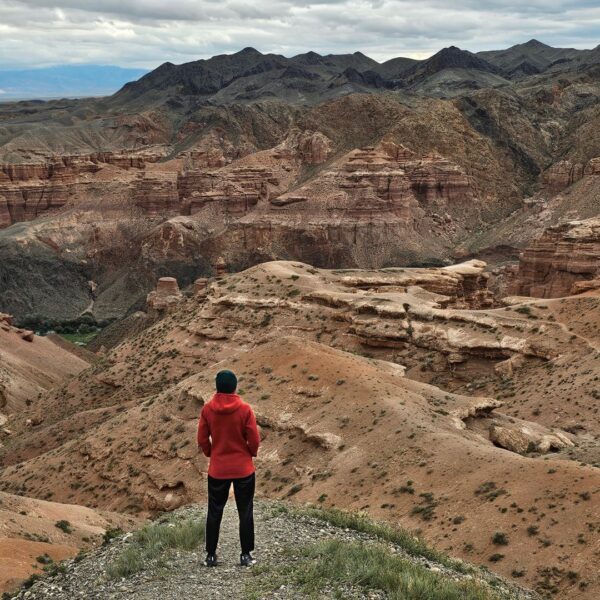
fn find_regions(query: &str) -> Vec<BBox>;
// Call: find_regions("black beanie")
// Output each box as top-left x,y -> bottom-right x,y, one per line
215,369 -> 237,393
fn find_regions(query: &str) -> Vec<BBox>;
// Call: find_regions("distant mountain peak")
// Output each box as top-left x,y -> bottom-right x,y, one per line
424,46 -> 497,71
155,61 -> 175,71
237,47 -> 262,55
435,46 -> 471,58
522,39 -> 549,48
291,51 -> 324,65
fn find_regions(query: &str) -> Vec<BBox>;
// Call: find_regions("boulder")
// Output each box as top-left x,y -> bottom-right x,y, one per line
494,355 -> 525,377
20,330 -> 34,342
489,423 -> 574,455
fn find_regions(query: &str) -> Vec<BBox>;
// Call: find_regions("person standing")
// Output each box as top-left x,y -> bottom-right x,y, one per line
197,369 -> 260,567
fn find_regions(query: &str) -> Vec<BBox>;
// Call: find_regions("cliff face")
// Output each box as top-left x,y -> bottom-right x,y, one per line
178,167 -> 278,217
265,141 -> 474,218
540,157 -> 600,195
0,151 -> 164,228
512,217 -> 600,297
0,134 -> 483,322
541,160 -> 585,195
224,141 -> 474,268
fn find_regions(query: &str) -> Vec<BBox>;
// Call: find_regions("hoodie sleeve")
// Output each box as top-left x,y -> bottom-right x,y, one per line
245,406 -> 260,457
197,407 -> 211,457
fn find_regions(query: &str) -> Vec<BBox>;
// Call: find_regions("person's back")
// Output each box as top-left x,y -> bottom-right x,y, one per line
197,369 -> 260,567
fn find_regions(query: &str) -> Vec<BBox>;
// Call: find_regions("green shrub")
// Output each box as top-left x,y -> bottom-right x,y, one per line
103,527 -> 124,545
55,520 -> 72,534
491,532 -> 509,546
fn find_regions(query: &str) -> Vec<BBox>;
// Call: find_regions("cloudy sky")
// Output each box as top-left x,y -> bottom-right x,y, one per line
0,0 -> 599,70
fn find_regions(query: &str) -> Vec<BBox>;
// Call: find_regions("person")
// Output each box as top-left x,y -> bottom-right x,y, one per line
197,369 -> 260,567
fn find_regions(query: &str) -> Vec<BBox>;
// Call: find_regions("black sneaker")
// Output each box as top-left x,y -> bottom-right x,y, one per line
204,553 -> 217,567
240,553 -> 256,567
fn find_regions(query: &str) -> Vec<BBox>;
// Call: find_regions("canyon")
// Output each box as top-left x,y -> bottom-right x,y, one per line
1,39 -> 600,600
1,260 -> 599,598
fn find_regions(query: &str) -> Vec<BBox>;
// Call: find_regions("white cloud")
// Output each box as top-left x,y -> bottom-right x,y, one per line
0,0 -> 598,69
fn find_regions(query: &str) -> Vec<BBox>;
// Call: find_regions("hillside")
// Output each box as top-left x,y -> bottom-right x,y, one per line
477,39 -> 583,78
0,491 -> 139,594
0,312 -> 88,416
1,260 -> 598,598
2,38 -> 600,600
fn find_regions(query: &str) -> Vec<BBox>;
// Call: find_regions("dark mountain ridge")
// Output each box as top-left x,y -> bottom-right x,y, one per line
109,40 -> 600,106
478,39 -> 585,79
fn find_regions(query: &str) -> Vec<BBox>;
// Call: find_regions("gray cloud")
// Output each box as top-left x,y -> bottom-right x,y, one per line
0,0 -> 598,69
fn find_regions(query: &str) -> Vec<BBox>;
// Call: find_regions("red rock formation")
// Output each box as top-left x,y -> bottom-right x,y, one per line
179,167 -> 278,217
584,157 -> 600,175
214,257 -> 227,278
541,160 -> 584,194
180,148 -> 227,168
511,217 -> 600,297
571,278 -> 600,294
193,278 -> 209,295
0,151 -> 164,228
338,259 -> 493,309
272,129 -> 332,164
540,156 -> 600,196
268,142 -> 473,217
146,277 -> 183,316
133,174 -> 180,215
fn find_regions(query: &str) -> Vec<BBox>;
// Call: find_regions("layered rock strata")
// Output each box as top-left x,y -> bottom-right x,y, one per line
512,217 -> 600,297
146,277 -> 183,316
0,150 -> 164,228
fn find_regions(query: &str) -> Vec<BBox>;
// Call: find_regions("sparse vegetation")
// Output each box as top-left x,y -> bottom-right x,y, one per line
103,527 -> 124,545
248,540 -> 507,600
106,517 -> 204,579
280,504 -> 470,573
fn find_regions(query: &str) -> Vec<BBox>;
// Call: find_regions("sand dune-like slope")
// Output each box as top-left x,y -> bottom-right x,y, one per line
0,490 -> 139,593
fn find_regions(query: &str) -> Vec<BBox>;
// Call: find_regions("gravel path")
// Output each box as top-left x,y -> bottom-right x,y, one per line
13,501 -> 536,600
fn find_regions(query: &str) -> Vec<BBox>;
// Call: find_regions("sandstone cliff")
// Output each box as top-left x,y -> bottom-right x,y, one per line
512,217 -> 600,297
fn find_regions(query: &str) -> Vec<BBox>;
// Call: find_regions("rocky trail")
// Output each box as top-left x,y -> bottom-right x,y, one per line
8,501 -> 536,600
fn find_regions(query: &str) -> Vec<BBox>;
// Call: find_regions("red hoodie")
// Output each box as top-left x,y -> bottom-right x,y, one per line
197,392 -> 260,479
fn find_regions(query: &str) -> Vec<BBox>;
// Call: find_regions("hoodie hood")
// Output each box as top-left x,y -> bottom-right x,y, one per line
208,392 -> 243,415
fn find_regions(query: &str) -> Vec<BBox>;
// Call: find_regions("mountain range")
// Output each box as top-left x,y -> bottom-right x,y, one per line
2,39 -> 599,102
111,39 -> 600,105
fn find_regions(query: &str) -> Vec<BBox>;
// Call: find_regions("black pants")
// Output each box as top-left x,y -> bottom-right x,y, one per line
206,473 -> 255,555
